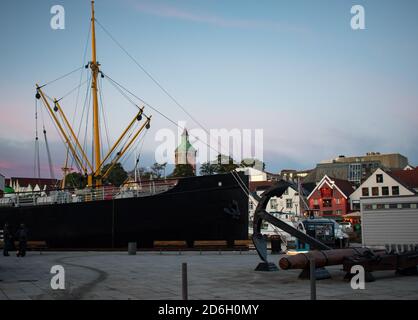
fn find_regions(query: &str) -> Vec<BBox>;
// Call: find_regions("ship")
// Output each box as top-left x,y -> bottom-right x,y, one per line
0,1 -> 249,249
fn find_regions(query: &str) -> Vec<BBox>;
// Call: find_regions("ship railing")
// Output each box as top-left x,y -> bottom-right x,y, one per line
0,181 -> 176,207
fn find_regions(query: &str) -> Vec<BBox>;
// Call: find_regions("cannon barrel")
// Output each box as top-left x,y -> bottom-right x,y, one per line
279,248 -> 386,270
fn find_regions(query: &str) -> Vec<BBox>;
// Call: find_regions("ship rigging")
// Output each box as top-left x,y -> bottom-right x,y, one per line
35,1 -> 151,188
0,1 -> 250,249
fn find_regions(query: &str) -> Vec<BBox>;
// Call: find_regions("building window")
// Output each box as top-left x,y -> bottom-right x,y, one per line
376,174 -> 383,183
336,198 -> 341,205
322,210 -> 333,216
363,204 -> 372,211
286,199 -> 292,209
372,187 -> 379,196
335,209 -> 342,215
362,188 -> 369,196
314,199 -> 319,205
270,198 -> 278,210
349,163 -> 362,184
392,186 -> 400,195
382,187 -> 389,196
323,199 -> 332,208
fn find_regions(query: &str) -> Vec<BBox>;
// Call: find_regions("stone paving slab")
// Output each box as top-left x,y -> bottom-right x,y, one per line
0,251 -> 417,300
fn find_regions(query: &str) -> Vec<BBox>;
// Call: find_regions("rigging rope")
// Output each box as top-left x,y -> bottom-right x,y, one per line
64,24 -> 92,179
98,76 -> 111,151
94,19 -> 251,186
34,98 -> 41,180
56,78 -> 90,102
95,19 -> 209,135
102,73 -> 252,195
38,18 -> 257,201
93,20 -> 258,200
43,126 -> 55,180
38,66 -> 84,89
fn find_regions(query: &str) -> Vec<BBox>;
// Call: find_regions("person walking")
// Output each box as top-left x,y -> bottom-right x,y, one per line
15,224 -> 28,257
3,223 -> 13,256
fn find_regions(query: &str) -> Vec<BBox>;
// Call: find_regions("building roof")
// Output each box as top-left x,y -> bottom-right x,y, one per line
330,177 -> 356,197
307,175 -> 354,199
390,168 -> 418,189
6,177 -> 60,189
175,129 -> 196,153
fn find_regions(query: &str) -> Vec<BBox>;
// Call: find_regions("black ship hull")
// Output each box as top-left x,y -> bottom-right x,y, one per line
0,173 -> 249,248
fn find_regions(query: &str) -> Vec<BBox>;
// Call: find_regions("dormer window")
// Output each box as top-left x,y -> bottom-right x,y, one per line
376,174 -> 383,183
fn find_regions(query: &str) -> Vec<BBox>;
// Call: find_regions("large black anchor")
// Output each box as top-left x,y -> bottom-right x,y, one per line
252,180 -> 330,271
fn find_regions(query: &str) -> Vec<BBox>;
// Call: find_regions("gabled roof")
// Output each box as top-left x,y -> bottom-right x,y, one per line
390,168 -> 418,190
332,177 -> 356,197
307,175 -> 354,199
352,167 -> 416,196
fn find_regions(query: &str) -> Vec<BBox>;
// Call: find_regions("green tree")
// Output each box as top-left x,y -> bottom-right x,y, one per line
240,158 -> 266,171
64,172 -> 86,188
171,164 -> 195,177
215,154 -> 238,173
200,162 -> 217,176
102,162 -> 128,186
151,162 -> 167,179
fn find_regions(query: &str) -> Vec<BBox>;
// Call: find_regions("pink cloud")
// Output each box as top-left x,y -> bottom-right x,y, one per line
130,0 -> 310,34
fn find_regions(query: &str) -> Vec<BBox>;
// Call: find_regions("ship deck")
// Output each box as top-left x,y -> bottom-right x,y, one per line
0,251 -> 417,300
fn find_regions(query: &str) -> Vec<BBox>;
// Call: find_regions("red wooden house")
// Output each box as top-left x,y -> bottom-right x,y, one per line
307,175 -> 355,220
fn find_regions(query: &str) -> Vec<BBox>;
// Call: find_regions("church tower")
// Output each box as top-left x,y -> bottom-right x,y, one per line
175,129 -> 197,174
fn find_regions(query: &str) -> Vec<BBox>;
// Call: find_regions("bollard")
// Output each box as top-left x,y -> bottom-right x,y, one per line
182,263 -> 188,300
309,256 -> 316,300
128,242 -> 137,255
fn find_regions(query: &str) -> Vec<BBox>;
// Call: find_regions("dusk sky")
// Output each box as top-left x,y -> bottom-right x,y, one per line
1,0 -> 418,178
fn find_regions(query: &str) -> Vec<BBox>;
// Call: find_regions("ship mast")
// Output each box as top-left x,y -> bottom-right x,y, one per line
89,0 -> 101,187
35,0 -> 152,189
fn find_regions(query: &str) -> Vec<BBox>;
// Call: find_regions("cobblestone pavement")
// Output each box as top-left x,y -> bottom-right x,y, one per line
0,251 -> 417,300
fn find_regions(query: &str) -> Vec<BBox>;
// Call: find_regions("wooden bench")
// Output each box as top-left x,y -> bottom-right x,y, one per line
153,240 -> 250,251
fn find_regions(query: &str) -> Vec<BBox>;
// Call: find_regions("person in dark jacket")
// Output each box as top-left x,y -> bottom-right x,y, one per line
3,223 -> 13,256
15,224 -> 28,257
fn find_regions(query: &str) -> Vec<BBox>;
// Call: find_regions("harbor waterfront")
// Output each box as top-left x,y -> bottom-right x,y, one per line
1,0 -> 418,307
0,251 -> 417,300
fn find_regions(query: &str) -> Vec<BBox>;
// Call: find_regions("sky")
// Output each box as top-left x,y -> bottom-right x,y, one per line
0,0 -> 418,178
